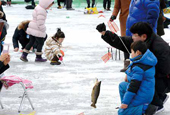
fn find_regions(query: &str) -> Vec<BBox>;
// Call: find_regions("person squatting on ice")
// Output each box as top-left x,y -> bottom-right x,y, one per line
96,22 -> 170,114
44,28 -> 65,65
12,20 -> 30,52
20,0 -> 54,62
118,41 -> 157,115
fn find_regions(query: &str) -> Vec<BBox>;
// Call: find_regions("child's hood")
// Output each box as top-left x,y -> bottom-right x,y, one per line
130,49 -> 157,67
39,0 -> 54,9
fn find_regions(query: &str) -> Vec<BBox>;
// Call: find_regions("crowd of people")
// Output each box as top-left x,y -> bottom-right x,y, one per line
0,0 -> 169,115
96,0 -> 170,114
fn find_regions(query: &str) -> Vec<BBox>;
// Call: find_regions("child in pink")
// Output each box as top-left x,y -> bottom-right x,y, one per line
20,0 -> 54,62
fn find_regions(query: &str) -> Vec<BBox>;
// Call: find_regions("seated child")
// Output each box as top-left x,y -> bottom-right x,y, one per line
118,41 -> 157,115
44,28 -> 65,65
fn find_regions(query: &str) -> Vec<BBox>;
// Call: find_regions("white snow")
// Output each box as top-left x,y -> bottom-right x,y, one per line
0,4 -> 170,115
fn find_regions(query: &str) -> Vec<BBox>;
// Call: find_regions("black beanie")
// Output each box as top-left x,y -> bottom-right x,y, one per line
96,23 -> 106,32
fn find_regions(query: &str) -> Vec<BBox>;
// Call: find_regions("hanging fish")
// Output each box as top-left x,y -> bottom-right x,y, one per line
91,79 -> 101,108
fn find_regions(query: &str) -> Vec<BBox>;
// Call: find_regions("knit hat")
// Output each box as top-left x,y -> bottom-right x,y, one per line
96,23 -> 106,32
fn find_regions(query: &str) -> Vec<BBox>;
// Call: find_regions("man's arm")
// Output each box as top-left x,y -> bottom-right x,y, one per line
101,31 -> 133,53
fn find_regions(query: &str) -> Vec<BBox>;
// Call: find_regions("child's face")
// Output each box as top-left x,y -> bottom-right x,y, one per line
131,49 -> 141,58
58,38 -> 64,44
46,2 -> 54,10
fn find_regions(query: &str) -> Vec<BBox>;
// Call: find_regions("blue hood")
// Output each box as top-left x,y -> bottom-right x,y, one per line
130,49 -> 157,66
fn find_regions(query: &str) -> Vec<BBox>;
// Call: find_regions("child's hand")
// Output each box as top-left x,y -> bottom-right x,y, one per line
125,75 -> 128,82
120,104 -> 128,109
14,48 -> 19,52
57,53 -> 62,58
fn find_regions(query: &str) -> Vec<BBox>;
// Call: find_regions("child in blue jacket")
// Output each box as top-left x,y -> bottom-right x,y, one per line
118,41 -> 157,115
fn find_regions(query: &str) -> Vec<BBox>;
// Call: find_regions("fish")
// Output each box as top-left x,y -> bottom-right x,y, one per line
91,79 -> 101,108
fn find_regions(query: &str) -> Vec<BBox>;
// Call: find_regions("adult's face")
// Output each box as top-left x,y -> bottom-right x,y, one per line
132,33 -> 147,42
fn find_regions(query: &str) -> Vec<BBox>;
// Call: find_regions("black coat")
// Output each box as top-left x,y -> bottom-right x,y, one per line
12,27 -> 29,49
101,31 -> 170,78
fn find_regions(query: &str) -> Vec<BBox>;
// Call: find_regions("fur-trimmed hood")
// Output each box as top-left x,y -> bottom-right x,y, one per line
39,0 -> 54,9
18,20 -> 30,30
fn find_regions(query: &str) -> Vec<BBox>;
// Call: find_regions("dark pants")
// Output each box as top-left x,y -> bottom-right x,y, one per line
31,0 -> 35,6
124,52 -> 129,60
25,35 -> 45,53
51,55 -> 59,62
151,77 -> 170,107
19,37 -> 29,49
103,0 -> 111,9
66,0 -> 72,9
58,0 -> 66,6
86,0 -> 95,8
0,81 -> 3,91
7,0 -> 11,2
33,34 -> 47,49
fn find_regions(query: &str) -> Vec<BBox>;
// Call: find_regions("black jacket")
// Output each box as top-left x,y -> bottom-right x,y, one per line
12,26 -> 29,49
101,31 -> 170,78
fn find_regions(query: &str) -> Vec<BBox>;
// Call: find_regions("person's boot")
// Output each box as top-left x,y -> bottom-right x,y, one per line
120,60 -> 130,72
35,53 -> 47,62
145,104 -> 158,115
20,52 -> 28,62
50,55 -> 61,65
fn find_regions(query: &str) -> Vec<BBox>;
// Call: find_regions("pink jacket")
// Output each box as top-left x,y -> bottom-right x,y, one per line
26,0 -> 54,38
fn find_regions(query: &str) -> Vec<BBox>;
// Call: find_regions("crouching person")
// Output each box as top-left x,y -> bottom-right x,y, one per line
118,41 -> 157,115
44,29 -> 65,65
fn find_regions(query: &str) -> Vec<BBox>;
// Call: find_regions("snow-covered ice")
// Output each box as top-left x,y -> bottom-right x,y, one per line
0,4 -> 170,115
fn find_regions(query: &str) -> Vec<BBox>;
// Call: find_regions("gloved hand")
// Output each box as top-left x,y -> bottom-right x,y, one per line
96,23 -> 106,32
110,15 -> 116,22
57,53 -> 63,61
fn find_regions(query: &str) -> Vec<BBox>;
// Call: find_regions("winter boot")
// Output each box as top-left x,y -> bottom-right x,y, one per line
50,61 -> 61,65
145,104 -> 158,115
35,55 -> 47,62
120,60 -> 130,72
20,52 -> 28,62
50,55 -> 61,65
57,6 -> 62,9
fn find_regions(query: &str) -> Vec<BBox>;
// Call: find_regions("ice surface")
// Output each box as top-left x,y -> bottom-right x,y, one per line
0,4 -> 170,115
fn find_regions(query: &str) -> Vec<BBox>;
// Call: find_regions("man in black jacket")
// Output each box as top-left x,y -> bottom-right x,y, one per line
96,22 -> 170,113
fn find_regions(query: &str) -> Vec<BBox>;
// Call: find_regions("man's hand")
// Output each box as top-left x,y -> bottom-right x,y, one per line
14,48 -> 19,52
0,53 -> 8,62
3,54 -> 10,65
110,15 -> 116,22
120,104 -> 128,109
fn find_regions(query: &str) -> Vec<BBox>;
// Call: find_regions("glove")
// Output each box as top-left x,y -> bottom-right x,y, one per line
96,23 -> 106,32
57,53 -> 63,61
57,53 -> 62,58
110,15 -> 116,22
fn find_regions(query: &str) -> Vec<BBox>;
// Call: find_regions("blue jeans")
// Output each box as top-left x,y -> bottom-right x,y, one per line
118,82 -> 143,115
